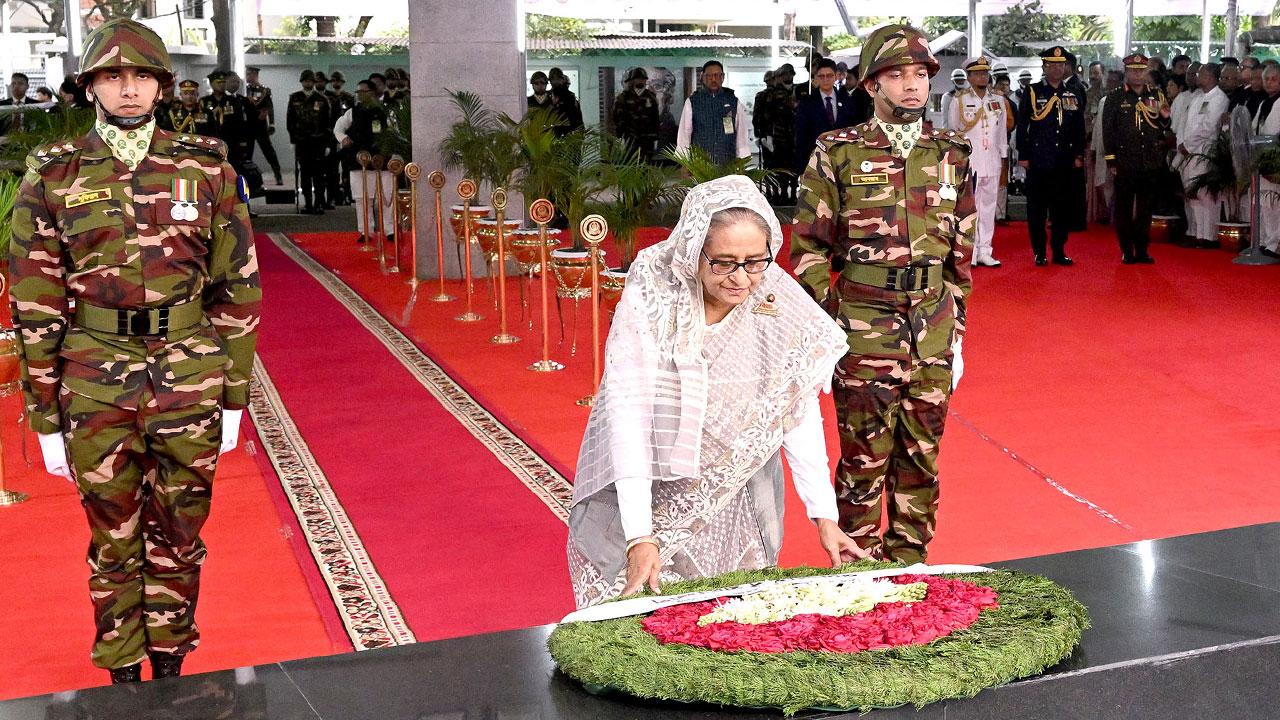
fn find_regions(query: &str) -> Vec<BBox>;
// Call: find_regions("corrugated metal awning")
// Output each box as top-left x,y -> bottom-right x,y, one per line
527,33 -> 811,52
244,35 -> 409,47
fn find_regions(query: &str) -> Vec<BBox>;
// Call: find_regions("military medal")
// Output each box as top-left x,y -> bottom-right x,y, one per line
170,178 -> 198,221
938,161 -> 958,202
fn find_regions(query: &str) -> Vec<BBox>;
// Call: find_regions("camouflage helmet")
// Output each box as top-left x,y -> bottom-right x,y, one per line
77,18 -> 174,89
857,24 -> 939,81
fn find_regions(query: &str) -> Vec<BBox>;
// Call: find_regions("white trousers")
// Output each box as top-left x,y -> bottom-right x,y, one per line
1181,159 -> 1219,240
351,170 -> 397,236
1261,178 -> 1280,251
973,173 -> 999,257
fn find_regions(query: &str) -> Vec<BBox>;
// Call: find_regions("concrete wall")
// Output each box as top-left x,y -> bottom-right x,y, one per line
409,1 -> 523,280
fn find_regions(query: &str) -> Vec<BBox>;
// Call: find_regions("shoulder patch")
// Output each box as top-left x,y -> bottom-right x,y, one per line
172,133 -> 229,161
818,128 -> 860,147
25,139 -> 82,173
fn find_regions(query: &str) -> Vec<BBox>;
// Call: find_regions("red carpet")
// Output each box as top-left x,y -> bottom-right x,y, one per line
0,393 -> 337,700
283,222 -> 1280,573
252,235 -> 576,641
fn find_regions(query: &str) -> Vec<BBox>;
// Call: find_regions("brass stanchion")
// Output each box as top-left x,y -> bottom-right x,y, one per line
426,171 -> 454,302
373,155 -> 389,273
0,325 -> 27,507
489,188 -> 520,344
455,179 -> 484,322
356,151 -> 374,252
576,214 -> 607,407
527,199 -> 564,373
401,162 -> 423,323
386,156 -> 405,273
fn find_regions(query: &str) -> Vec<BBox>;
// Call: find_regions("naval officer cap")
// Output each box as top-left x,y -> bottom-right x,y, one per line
963,56 -> 992,73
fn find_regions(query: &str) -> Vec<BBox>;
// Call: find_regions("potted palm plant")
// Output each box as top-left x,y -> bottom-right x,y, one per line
510,107 -> 568,274
1187,129 -> 1250,249
438,90 -> 499,264
662,145 -> 783,196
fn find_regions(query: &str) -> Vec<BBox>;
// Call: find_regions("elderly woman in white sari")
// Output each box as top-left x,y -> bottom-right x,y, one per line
567,175 -> 860,609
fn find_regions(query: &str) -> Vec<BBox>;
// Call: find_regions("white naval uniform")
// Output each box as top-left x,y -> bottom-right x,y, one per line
1253,99 -> 1280,252
949,87 -> 1008,261
1179,86 -> 1228,241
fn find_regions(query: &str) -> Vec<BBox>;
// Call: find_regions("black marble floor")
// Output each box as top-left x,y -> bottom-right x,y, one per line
6,522 -> 1280,720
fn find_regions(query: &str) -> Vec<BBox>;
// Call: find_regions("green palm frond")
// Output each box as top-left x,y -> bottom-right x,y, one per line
591,136 -> 683,269
437,89 -> 503,193
660,145 -> 786,200
0,172 -> 21,258
0,106 -> 96,171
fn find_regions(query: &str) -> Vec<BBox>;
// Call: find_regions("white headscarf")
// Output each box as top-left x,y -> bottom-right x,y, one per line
572,175 -> 846,505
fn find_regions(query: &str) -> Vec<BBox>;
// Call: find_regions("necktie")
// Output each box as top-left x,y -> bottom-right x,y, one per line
826,96 -> 835,126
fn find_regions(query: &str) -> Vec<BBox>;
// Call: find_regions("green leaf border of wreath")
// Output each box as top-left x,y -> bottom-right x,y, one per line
548,561 -> 1090,715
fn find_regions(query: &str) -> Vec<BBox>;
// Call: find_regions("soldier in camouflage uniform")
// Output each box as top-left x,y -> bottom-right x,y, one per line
287,69 -> 334,214
791,24 -> 975,564
8,18 -> 261,684
612,67 -> 660,162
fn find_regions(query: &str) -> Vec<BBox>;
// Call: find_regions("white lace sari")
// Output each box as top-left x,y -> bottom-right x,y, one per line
567,176 -> 847,608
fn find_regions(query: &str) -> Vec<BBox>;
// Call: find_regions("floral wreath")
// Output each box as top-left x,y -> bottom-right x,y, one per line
548,561 -> 1089,715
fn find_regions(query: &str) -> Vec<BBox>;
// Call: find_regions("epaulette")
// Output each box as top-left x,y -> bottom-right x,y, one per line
171,134 -> 229,161
25,139 -> 83,173
928,127 -> 971,149
818,127 -> 861,147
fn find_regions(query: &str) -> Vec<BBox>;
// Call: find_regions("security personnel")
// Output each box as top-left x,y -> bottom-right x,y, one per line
287,69 -> 334,214
528,71 -> 554,113
327,70 -> 356,203
198,70 -> 244,156
1016,45 -> 1086,265
157,79 -> 209,135
950,55 -> 1008,267
313,71 -> 344,207
792,24 -> 975,564
1102,53 -> 1172,264
9,18 -> 260,684
244,66 -> 283,185
334,78 -> 393,242
612,68 -> 660,161
938,68 -> 967,130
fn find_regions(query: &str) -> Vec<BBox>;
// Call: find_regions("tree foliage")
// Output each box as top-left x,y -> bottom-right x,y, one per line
525,13 -> 590,40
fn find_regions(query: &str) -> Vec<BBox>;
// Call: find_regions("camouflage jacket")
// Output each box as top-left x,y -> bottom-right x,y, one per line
611,88 -> 660,147
791,119 -> 975,361
287,89 -> 335,145
9,125 -> 261,433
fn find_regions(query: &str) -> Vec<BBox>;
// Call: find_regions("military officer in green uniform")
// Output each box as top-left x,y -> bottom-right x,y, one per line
9,18 -> 261,684
156,79 -> 209,135
611,67 -> 660,162
1102,53 -> 1172,264
791,24 -> 975,563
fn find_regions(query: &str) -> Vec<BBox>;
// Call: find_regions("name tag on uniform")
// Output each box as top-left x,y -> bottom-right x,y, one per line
65,189 -> 112,208
849,172 -> 889,185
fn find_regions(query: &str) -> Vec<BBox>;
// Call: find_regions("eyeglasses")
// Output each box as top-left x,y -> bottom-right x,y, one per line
701,249 -> 773,275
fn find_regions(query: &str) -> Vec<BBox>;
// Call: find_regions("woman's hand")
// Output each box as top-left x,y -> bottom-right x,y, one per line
621,538 -> 662,597
815,518 -> 866,567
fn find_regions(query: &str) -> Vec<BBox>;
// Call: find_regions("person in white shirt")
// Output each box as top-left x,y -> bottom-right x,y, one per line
675,60 -> 752,163
950,56 -> 1008,266
566,176 -> 857,608
1252,64 -> 1280,257
1178,63 -> 1230,249
937,68 -> 967,131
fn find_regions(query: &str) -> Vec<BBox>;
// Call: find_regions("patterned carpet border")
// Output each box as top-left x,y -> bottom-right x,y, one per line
248,356 -> 418,650
268,232 -> 573,521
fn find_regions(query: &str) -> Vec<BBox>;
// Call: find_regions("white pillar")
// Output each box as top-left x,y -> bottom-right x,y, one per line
1113,0 -> 1133,59
968,0 -> 982,57
410,0 -> 522,279
1225,0 -> 1239,58
1201,0 -> 1212,62
771,21 -> 780,71
65,0 -> 83,72
2,1 -> 12,95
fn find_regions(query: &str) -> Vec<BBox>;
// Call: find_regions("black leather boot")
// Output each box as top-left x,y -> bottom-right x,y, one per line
149,652 -> 184,679
109,664 -> 143,684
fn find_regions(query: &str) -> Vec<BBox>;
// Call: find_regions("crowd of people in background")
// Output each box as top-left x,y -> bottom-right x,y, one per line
521,48 -> 1280,264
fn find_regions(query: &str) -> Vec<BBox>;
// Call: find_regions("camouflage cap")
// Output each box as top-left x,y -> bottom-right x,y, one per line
329,70 -> 345,81
77,18 -> 174,88
858,24 -> 939,81
299,69 -> 315,82
314,71 -> 329,82
625,67 -> 648,81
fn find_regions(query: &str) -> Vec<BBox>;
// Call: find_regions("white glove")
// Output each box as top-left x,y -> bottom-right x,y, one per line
951,338 -> 964,391
38,432 -> 74,483
221,408 -> 244,455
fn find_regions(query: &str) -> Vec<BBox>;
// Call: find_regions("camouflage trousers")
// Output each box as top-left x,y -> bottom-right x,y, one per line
61,382 -> 222,670
832,351 -> 953,564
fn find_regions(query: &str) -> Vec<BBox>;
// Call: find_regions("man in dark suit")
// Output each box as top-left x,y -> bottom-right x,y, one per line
794,57 -> 859,171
